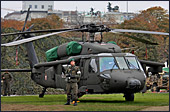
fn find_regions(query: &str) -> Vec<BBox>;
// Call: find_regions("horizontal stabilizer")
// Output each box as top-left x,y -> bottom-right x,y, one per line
1,29 -> 73,36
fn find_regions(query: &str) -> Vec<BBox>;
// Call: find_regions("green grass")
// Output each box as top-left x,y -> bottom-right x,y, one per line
1,93 -> 169,111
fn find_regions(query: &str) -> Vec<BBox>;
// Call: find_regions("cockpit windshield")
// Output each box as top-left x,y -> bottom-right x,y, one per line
99,57 -> 118,72
115,57 -> 128,69
99,56 -> 140,72
125,57 -> 139,69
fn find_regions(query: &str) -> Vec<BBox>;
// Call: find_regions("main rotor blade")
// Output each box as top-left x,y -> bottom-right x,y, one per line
13,8 -> 31,41
1,29 -> 80,47
111,29 -> 169,35
121,47 -> 138,51
13,24 -> 34,41
1,29 -> 75,36
22,7 -> 30,32
121,34 -> 159,45
139,60 -> 165,67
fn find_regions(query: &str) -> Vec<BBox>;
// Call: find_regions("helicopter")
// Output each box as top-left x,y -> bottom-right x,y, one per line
1,8 -> 168,101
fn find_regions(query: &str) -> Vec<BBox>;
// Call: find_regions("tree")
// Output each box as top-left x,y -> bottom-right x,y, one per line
1,14 -> 69,95
104,6 -> 169,62
1,19 -> 24,30
26,14 -> 64,30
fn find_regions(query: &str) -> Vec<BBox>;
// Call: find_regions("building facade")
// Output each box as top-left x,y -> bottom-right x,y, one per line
22,1 -> 54,11
4,1 -> 137,25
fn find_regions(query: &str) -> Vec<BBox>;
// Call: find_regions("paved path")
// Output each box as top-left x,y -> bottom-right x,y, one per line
140,106 -> 169,111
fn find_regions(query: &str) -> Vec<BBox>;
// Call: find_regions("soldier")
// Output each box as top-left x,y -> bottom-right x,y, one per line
64,59 -> 81,106
1,71 -> 13,96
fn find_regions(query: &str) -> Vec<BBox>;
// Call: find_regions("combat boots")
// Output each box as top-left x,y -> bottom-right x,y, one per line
73,101 -> 77,106
64,99 -> 70,105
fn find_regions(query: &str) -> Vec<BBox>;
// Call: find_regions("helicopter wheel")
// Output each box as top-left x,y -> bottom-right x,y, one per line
39,93 -> 44,98
39,87 -> 47,98
124,93 -> 134,101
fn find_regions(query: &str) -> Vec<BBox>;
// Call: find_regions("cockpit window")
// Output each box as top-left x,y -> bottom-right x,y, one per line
89,59 -> 98,73
99,57 -> 118,72
125,57 -> 139,69
115,57 -> 128,69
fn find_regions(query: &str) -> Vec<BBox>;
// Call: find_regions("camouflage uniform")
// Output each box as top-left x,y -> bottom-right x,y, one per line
1,72 -> 13,96
65,65 -> 80,105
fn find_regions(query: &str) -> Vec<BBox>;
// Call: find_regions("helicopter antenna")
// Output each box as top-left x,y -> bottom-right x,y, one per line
82,32 -> 85,42
100,32 -> 103,43
89,32 -> 95,42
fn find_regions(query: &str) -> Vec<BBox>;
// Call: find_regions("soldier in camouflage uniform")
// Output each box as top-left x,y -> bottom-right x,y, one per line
64,59 -> 81,106
1,71 -> 13,96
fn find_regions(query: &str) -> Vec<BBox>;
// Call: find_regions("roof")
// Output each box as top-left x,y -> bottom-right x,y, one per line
4,10 -> 48,18
4,11 -> 22,18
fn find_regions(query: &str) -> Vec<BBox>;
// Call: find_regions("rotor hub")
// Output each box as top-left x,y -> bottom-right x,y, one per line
80,23 -> 110,33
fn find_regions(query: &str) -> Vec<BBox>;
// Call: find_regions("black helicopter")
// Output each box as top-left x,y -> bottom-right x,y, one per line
1,8 -> 168,101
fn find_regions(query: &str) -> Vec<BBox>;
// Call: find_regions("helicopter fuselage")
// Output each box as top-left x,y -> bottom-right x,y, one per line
31,53 -> 146,95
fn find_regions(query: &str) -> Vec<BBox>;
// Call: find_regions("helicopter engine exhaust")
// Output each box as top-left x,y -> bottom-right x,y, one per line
126,78 -> 141,90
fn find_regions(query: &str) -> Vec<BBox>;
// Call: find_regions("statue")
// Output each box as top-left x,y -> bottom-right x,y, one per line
107,2 -> 119,12
90,8 -> 94,15
107,2 -> 112,12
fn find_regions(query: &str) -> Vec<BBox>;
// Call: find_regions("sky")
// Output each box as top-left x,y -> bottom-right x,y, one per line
1,1 -> 169,17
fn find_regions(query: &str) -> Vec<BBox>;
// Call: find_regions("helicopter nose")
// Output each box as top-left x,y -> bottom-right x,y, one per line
126,78 -> 141,89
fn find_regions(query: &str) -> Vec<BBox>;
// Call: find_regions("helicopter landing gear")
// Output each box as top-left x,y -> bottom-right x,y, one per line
124,93 -> 134,101
39,87 -> 47,98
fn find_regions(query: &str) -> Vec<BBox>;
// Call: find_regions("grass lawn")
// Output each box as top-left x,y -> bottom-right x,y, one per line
1,93 -> 169,111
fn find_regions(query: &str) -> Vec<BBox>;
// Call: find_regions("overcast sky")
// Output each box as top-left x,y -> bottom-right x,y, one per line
1,1 -> 169,17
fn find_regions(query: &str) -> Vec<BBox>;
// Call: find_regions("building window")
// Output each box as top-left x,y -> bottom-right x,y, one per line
42,5 -> 44,9
48,5 -> 52,10
35,5 -> 37,9
29,5 -> 32,8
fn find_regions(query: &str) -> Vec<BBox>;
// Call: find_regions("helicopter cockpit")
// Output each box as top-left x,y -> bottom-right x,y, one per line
94,53 -> 144,73
86,53 -> 146,93
99,56 -> 141,72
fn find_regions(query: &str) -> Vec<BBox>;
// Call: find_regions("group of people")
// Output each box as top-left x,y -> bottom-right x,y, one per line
1,58 -> 81,106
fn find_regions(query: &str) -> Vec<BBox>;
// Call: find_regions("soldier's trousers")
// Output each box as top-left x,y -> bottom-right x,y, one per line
3,82 -> 10,95
66,83 -> 78,101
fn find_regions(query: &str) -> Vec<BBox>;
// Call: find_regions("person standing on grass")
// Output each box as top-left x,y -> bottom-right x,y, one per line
64,59 -> 81,106
1,71 -> 13,96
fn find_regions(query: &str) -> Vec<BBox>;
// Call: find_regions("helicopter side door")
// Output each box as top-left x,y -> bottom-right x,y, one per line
55,64 -> 66,90
78,58 -> 88,86
85,58 -> 103,93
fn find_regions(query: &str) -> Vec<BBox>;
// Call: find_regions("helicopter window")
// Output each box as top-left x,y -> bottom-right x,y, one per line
125,57 -> 139,69
137,60 -> 147,78
115,57 -> 128,69
89,59 -> 98,73
99,57 -> 118,72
